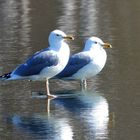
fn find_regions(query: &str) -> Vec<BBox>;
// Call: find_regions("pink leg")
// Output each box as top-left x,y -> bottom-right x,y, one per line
46,79 -> 57,99
80,79 -> 87,91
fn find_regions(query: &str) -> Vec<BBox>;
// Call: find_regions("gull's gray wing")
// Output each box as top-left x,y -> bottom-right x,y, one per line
55,53 -> 91,78
13,48 -> 59,76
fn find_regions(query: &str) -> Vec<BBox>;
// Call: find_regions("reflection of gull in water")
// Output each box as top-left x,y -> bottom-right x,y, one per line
79,0 -> 98,36
8,90 -> 110,140
8,112 -> 74,140
0,0 -> 31,48
57,0 -> 98,36
0,0 -> 31,64
20,0 -> 31,47
57,0 -> 77,33
53,90 -> 109,139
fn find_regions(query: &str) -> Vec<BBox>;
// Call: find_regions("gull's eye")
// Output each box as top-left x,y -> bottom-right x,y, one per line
94,41 -> 98,44
56,34 -> 60,36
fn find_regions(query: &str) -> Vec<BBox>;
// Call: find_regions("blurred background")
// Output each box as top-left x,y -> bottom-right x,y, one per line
0,0 -> 140,140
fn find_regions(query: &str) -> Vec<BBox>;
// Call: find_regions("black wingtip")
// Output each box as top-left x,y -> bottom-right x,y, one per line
0,72 -> 11,80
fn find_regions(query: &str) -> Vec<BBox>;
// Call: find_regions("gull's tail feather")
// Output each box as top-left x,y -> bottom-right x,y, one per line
0,72 -> 11,80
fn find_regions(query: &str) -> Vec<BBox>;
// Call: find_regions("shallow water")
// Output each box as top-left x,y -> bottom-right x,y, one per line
0,0 -> 140,140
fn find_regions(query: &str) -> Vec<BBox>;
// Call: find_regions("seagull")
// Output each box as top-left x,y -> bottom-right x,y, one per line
0,30 -> 74,98
54,36 -> 112,89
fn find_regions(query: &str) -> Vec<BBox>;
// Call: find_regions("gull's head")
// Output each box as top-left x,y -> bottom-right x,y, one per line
49,30 -> 74,45
85,36 -> 112,50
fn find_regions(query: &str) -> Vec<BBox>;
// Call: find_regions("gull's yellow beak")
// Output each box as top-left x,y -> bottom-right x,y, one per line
102,43 -> 112,48
63,35 -> 74,40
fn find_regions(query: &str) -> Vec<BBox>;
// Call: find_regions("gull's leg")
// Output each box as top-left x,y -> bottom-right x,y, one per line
46,79 -> 57,99
46,79 -> 50,95
46,98 -> 51,114
80,79 -> 87,91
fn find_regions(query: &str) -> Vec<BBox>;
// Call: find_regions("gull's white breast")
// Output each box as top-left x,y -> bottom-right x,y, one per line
39,43 -> 70,79
72,48 -> 107,80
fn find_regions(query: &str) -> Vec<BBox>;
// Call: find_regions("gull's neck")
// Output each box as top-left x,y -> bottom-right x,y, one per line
49,41 -> 66,51
83,44 -> 107,62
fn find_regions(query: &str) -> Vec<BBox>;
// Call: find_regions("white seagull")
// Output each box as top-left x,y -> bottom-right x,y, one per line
0,30 -> 74,98
54,36 -> 112,89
